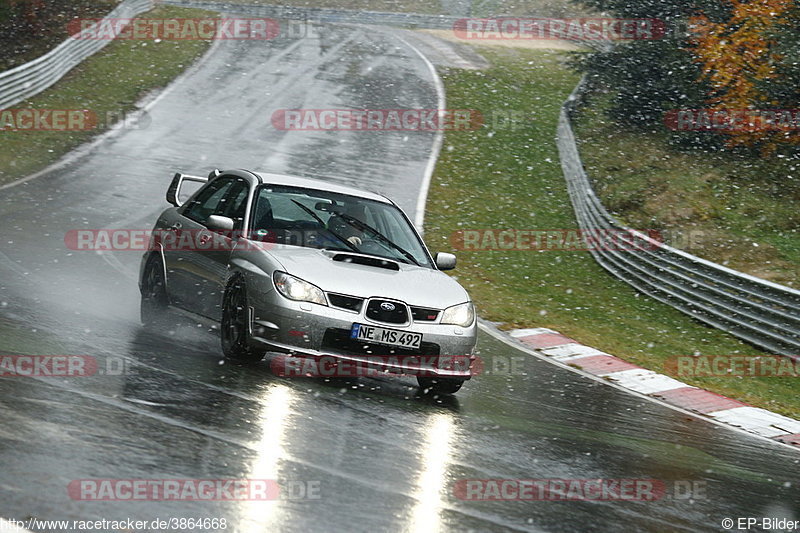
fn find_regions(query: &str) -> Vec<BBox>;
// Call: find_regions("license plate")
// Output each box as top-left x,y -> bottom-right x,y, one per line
350,323 -> 422,350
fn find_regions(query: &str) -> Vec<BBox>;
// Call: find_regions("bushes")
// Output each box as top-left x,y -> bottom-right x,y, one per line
571,0 -> 800,155
0,0 -> 117,70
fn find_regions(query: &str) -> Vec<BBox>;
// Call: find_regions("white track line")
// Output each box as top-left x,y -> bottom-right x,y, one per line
391,33 -> 446,233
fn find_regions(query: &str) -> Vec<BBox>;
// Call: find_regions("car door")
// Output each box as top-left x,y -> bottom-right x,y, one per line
184,176 -> 251,318
164,176 -> 238,313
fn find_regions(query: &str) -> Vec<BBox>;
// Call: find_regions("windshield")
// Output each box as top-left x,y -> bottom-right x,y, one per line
250,184 -> 432,268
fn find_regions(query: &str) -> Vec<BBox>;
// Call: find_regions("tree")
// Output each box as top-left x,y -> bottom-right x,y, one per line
690,0 -> 799,152
570,0 -> 716,149
572,0 -> 800,153
0,0 -> 117,71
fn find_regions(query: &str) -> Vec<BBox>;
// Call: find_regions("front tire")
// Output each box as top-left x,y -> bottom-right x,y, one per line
417,376 -> 464,395
140,256 -> 168,327
221,277 -> 264,363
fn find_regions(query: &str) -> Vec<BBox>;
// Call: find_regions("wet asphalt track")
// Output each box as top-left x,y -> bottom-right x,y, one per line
0,21 -> 798,533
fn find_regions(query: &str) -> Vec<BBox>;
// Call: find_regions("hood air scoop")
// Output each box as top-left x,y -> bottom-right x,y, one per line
331,253 -> 400,271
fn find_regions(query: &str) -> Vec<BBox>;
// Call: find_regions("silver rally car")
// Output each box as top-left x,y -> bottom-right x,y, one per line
139,169 -> 477,393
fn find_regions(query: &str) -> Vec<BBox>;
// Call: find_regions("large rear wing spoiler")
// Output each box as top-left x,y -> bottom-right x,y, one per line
166,169 -> 221,207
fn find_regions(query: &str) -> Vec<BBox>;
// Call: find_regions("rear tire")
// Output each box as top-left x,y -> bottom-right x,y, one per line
221,277 -> 264,363
417,376 -> 464,395
140,256 -> 168,327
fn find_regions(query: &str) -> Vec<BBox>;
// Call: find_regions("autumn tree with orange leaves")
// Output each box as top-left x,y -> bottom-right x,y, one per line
690,0 -> 800,152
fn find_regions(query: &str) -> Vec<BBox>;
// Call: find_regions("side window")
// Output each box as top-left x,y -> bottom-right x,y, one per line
220,179 -> 250,231
183,178 -> 236,225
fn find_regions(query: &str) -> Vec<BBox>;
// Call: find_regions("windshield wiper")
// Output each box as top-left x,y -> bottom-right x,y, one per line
290,200 -> 360,253
336,213 -> 420,267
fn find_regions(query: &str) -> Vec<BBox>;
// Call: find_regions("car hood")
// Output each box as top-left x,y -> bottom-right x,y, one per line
263,246 -> 470,308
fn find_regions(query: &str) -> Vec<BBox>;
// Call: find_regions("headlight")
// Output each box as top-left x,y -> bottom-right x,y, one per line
441,302 -> 474,327
273,271 -> 327,305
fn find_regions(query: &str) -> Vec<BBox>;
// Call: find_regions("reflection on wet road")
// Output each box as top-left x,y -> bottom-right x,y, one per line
0,21 -> 797,533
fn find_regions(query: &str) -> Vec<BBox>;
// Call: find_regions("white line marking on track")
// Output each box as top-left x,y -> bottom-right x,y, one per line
708,406 -> 800,437
539,343 -> 607,358
604,368 -> 689,393
509,327 -> 557,338
391,34 -> 446,233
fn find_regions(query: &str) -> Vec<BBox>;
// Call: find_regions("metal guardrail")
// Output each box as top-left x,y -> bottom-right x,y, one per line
557,79 -> 800,356
0,0 -> 154,109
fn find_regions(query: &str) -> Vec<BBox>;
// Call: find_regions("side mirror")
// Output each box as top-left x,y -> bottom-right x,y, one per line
435,252 -> 457,271
207,215 -> 234,232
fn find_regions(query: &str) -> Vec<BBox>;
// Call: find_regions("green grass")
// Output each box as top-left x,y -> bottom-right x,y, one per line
424,47 -> 799,419
0,5 -> 214,186
573,94 -> 800,288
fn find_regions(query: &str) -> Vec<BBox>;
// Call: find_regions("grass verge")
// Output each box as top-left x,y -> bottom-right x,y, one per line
0,5 -> 214,186
573,94 -> 800,288
424,46 -> 799,419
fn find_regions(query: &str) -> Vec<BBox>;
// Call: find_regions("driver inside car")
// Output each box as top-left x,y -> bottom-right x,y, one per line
327,203 -> 367,247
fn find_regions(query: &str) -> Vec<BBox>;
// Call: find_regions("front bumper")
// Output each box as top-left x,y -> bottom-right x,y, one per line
245,275 -> 478,380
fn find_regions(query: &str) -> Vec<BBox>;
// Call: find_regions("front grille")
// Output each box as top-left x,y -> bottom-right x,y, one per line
322,328 -> 440,356
411,306 -> 439,322
365,299 -> 409,324
328,293 -> 364,312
